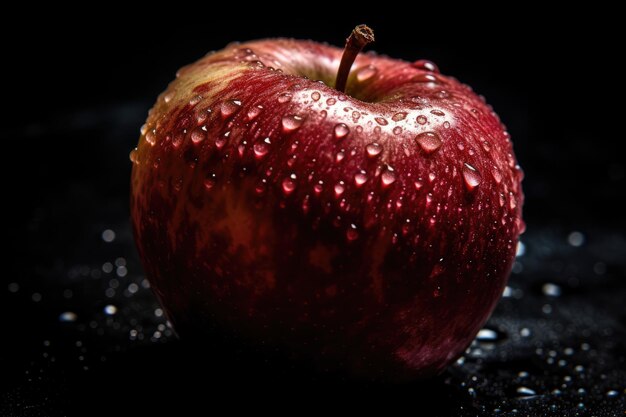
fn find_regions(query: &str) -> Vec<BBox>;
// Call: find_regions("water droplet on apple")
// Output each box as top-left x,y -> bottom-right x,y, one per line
334,181 -> 345,197
145,130 -> 156,146
282,175 -> 296,195
354,170 -> 368,186
393,126 -> 403,135
516,387 -> 536,397
253,139 -> 270,158
509,192 -> 517,209
463,163 -> 482,191
247,105 -> 263,121
129,148 -> 139,164
334,123 -> 350,139
191,128 -> 205,144
492,167 -> 503,184
163,92 -> 174,103
366,142 -> 382,157
415,132 -> 442,154
326,98 -> 336,106
499,193 -> 506,207
140,124 -> 148,135
278,92 -> 292,103
311,91 -> 321,101
255,179 -> 267,195
417,115 -> 428,125
381,166 -> 396,187
457,142 -> 465,151
346,224 -> 359,241
413,73 -> 438,83
189,95 -> 203,106
428,172 -> 436,182
412,59 -> 439,73
352,111 -> 361,120
392,112 -> 407,121
436,90 -> 450,99
313,181 -> 323,195
220,99 -> 242,117
414,180 -> 423,190
281,115 -> 304,132
430,109 -> 445,116
172,133 -> 184,148
443,121 -> 451,129
335,150 -> 345,162
375,117 -> 388,126
426,193 -> 433,204
356,65 -> 377,82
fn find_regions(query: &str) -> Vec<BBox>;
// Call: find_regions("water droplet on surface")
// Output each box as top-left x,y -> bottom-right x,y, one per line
247,105 -> 263,120
311,91 -> 321,101
412,59 -> 439,73
516,387 -> 536,397
492,167 -> 503,183
253,139 -> 270,158
282,115 -> 304,132
416,132 -> 442,154
354,170 -> 367,186
509,193 -> 517,209
606,390 -> 619,398
255,179 -> 267,195
326,98 -> 336,106
499,193 -> 506,207
430,109 -> 445,116
351,111 -> 361,120
413,73 -> 438,83
129,148 -> 139,164
145,130 -> 156,145
104,305 -> 117,315
417,115 -> 428,125
220,99 -> 242,117
313,182 -> 323,195
393,126 -> 403,135
277,92 -> 292,103
346,224 -> 359,241
476,328 -> 499,342
443,121 -> 451,129
356,65 -> 377,82
204,178 -> 216,190
381,166 -> 396,187
191,128 -> 205,144
163,92 -> 174,103
436,90 -> 450,99
462,163 -> 482,191
366,142 -> 382,157
334,123 -> 350,139
334,181 -> 345,197
282,175 -> 296,195
481,140 -> 491,151
392,112 -> 407,121
375,117 -> 388,126
414,180 -> 424,190
335,150 -> 345,162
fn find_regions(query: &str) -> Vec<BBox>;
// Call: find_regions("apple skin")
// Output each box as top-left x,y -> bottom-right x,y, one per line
130,38 -> 524,380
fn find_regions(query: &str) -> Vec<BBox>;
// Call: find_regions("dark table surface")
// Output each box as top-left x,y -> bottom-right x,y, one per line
3,17 -> 625,417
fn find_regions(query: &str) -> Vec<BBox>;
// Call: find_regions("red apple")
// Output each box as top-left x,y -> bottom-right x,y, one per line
130,26 -> 524,380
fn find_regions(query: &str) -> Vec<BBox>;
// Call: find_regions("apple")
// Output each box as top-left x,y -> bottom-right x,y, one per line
130,25 -> 524,380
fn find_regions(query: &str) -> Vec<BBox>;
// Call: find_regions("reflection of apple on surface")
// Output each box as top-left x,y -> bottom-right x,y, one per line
130,25 -> 524,380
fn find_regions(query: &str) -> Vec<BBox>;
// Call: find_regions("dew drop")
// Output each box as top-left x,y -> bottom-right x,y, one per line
414,180 -> 424,190
311,91 -> 321,101
375,117 -> 388,126
334,123 -> 350,139
313,181 -> 323,195
277,92 -> 292,103
145,130 -> 156,145
417,115 -> 428,125
281,115 -> 304,132
606,390 -> 619,398
335,150 -> 345,162
334,181 -> 345,197
354,170 -> 368,186
509,192 -> 517,209
356,65 -> 377,82
492,166 -> 503,183
516,387 -> 537,397
140,124 -> 148,135
247,105 -> 263,121
412,59 -> 440,73
326,98 -> 336,106
346,224 -> 359,241
462,163 -> 482,191
499,193 -> 506,207
381,166 -> 396,187
352,111 -> 361,120
129,148 -> 139,164
416,132 -> 442,154
253,139 -> 270,158
392,112 -> 407,122
430,109 -> 445,116
282,175 -> 296,195
220,99 -> 242,117
482,140 -> 492,151
542,283 -> 562,297
476,328 -> 499,341
393,126 -> 403,135
443,121 -> 451,129
413,73 -> 438,83
191,128 -> 205,144
428,172 -> 436,182
366,142 -> 382,157
163,91 -> 174,103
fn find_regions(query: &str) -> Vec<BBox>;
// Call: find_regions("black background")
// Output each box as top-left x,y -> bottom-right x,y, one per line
3,16 -> 625,416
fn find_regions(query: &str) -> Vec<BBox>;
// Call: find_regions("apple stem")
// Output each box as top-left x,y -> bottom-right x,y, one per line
335,25 -> 375,93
